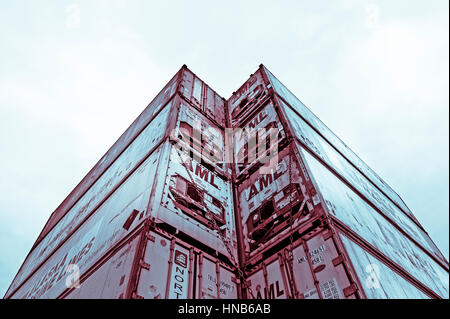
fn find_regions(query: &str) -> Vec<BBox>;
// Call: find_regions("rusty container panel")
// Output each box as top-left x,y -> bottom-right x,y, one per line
339,233 -> 430,299
228,69 -> 270,128
134,230 -> 238,299
263,66 -> 417,224
6,146 -> 162,299
63,234 -> 141,299
281,102 -> 446,266
150,140 -> 237,260
233,99 -> 287,178
6,102 -> 171,297
237,146 -> 314,256
37,70 -> 180,244
179,67 -> 226,127
300,148 -> 449,298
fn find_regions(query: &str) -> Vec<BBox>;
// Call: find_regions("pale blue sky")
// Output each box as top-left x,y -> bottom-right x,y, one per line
0,0 -> 448,297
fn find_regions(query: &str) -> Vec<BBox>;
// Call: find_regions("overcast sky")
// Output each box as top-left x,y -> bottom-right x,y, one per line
0,0 -> 448,297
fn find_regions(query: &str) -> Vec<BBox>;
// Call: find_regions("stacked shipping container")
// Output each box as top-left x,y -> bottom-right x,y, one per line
4,65 -> 449,299
4,66 -> 240,299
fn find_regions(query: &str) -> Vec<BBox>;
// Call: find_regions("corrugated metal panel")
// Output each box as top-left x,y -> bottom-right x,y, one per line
134,230 -> 238,299
6,145 -> 163,298
280,101 -> 446,266
237,146 -> 314,257
196,253 -> 238,299
300,147 -> 449,298
179,67 -> 226,127
262,66 -> 418,225
339,233 -> 430,299
63,234 -> 141,299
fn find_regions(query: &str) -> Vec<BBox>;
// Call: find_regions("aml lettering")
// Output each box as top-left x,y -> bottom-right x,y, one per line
183,159 -> 218,188
256,281 -> 284,299
247,169 -> 284,201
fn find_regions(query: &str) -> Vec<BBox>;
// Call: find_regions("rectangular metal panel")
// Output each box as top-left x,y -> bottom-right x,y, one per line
196,254 -> 238,299
7,147 -> 162,298
340,233 -> 430,299
283,105 -> 445,265
152,140 -> 237,259
301,148 -> 449,298
264,66 -> 415,222
237,146 -> 312,255
38,70 -> 179,242
291,231 -> 354,299
63,234 -> 140,299
179,68 -> 226,127
233,100 -> 287,177
136,231 -> 238,299
228,69 -> 269,127
247,258 -> 290,299
247,229 -> 357,299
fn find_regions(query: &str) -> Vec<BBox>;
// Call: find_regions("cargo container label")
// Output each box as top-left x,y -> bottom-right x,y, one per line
302,150 -> 449,298
168,247 -> 190,299
320,278 -> 340,299
284,106 -> 445,265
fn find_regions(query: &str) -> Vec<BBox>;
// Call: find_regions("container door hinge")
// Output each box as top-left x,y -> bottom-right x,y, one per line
139,259 -> 150,271
131,292 -> 144,300
231,276 -> 240,284
332,255 -> 345,267
343,283 -> 358,297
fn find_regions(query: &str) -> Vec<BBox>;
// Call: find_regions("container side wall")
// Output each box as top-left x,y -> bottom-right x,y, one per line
300,147 -> 449,298
63,234 -> 140,299
37,70 -> 180,243
262,66 -> 417,225
7,144 -> 163,298
282,101 -> 445,266
6,101 -> 172,297
340,233 -> 431,299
